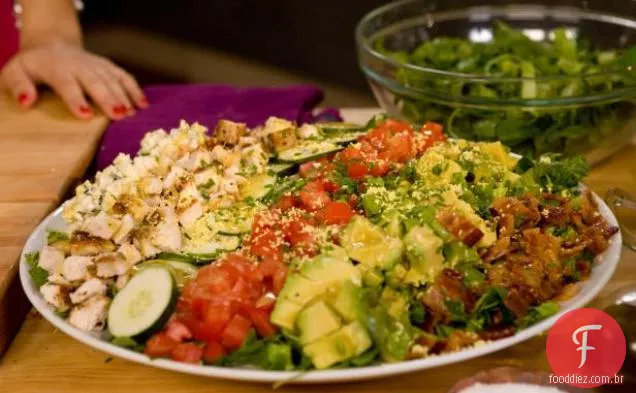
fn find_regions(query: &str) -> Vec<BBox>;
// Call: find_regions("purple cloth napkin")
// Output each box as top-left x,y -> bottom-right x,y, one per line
96,84 -> 341,169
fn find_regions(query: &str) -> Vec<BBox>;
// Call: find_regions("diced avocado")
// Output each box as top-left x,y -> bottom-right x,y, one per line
341,321 -> 373,356
380,288 -> 409,320
277,275 -> 332,305
416,151 -> 464,186
297,301 -> 342,345
340,216 -> 404,270
478,142 -> 517,169
403,226 -> 445,285
270,299 -> 304,331
303,322 -> 372,369
443,241 -> 480,266
381,210 -> 404,238
331,280 -> 363,322
386,264 -> 408,287
272,250 -> 360,331
359,265 -> 384,287
301,253 -> 361,286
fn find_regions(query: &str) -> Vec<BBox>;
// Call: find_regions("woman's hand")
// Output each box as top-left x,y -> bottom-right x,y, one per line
0,41 -> 147,120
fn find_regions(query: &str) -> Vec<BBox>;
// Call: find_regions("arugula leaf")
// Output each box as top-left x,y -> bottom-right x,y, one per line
46,230 -> 69,244
380,20 -> 636,158
219,331 -> 297,371
25,252 -> 48,288
519,301 -> 560,328
530,154 -> 589,193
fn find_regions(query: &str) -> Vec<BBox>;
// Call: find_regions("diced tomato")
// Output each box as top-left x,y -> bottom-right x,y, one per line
195,267 -> 234,294
202,340 -> 226,364
339,146 -> 364,162
322,179 -> 340,193
379,119 -> 414,134
317,201 -> 356,225
272,264 -> 288,295
221,314 -> 253,349
255,294 -> 276,311
364,127 -> 392,149
385,131 -> 415,163
274,194 -> 296,211
250,229 -> 283,262
369,159 -> 390,177
248,308 -> 278,338
282,218 -> 314,247
421,121 -> 444,135
298,180 -> 331,211
144,332 -> 179,358
418,121 -> 446,151
178,311 -> 220,342
346,162 -> 369,180
165,319 -> 193,343
171,342 -> 204,364
202,301 -> 234,335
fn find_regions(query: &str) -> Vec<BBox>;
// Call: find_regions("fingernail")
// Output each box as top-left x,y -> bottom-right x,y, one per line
113,105 -> 127,115
79,105 -> 93,116
140,97 -> 149,107
17,92 -> 29,105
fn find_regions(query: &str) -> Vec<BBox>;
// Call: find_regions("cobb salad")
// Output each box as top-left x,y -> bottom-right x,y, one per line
26,115 -> 617,370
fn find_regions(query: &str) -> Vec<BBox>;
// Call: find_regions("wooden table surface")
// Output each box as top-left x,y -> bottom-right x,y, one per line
0,100 -> 634,392
0,92 -> 109,356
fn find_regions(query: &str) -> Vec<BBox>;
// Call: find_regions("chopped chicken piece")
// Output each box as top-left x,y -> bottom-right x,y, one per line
151,207 -> 182,252
178,201 -> 204,227
40,283 -> 71,312
265,121 -> 297,153
81,212 -> 121,240
139,177 -> 163,196
117,243 -> 142,265
113,214 -> 135,244
47,273 -> 71,287
38,245 -> 65,274
114,194 -> 150,222
49,239 -> 71,255
95,253 -> 130,278
62,256 -> 94,282
298,124 -> 319,139
70,278 -> 107,304
214,120 -> 247,145
134,235 -> 161,259
68,295 -> 110,331
70,234 -> 117,256
163,166 -> 187,190
194,168 -> 220,189
115,273 -> 131,290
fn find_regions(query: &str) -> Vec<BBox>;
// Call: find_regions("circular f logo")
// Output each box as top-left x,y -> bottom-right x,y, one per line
546,308 -> 626,388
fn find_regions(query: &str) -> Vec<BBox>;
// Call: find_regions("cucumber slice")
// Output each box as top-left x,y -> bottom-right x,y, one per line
268,162 -> 296,176
156,252 -> 215,264
175,234 -> 242,263
138,260 -> 198,288
108,266 -> 177,339
208,204 -> 256,235
277,142 -> 342,164
316,122 -> 364,133
240,173 -> 276,201
325,131 -> 367,145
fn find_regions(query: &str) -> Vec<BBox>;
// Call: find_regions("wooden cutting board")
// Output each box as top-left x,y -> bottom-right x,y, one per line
0,92 -> 109,355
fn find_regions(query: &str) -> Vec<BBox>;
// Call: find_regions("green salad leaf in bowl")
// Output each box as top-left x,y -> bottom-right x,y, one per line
357,1 -> 636,164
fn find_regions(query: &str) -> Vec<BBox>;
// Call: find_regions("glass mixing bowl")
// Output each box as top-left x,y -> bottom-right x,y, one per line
356,0 -> 636,164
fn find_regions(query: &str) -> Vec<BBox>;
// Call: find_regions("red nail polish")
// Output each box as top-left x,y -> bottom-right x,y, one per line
17,92 -> 29,105
79,105 -> 93,115
113,105 -> 127,115
141,97 -> 149,106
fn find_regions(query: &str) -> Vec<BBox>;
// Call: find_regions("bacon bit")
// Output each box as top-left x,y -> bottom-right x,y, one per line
436,208 -> 484,246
